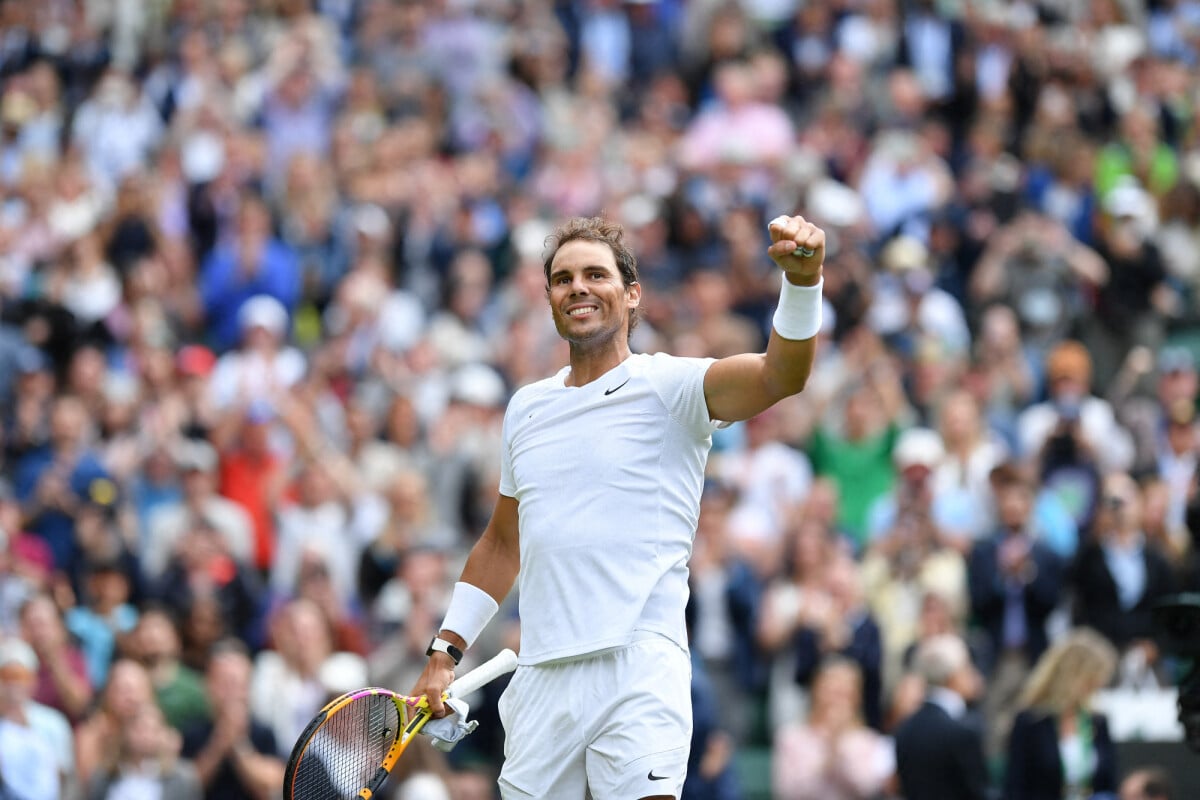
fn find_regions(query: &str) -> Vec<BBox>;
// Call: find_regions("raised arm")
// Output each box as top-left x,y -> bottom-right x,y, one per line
704,215 -> 824,423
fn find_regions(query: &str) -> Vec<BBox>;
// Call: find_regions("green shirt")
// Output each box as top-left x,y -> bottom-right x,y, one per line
155,664 -> 210,732
808,422 -> 899,549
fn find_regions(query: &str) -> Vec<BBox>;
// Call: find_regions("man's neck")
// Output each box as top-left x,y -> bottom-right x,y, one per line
566,347 -> 631,388
927,685 -> 967,719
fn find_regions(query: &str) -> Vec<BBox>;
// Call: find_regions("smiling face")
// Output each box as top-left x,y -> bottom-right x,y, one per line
547,240 -> 641,351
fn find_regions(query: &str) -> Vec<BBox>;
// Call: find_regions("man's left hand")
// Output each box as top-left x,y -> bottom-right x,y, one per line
768,215 -> 825,284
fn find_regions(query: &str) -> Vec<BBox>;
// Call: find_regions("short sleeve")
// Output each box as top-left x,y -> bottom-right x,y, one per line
644,352 -> 720,436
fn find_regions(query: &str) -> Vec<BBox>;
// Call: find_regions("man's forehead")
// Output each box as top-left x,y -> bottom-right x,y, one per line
551,240 -> 617,268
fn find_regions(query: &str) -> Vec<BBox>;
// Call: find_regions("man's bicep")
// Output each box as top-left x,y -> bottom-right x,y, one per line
703,353 -> 774,423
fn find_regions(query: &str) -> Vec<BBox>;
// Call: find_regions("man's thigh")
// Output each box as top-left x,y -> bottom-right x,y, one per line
498,639 -> 693,800
498,662 -> 589,799
585,639 -> 692,800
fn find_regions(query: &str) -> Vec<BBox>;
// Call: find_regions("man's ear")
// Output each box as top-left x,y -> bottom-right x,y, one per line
627,281 -> 642,309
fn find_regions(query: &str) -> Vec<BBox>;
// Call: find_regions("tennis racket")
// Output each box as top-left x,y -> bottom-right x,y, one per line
283,648 -> 518,800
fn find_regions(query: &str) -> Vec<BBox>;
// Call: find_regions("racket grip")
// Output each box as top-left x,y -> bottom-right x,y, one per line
447,648 -> 517,698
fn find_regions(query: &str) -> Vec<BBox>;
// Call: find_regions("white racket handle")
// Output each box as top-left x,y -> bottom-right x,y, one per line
447,648 -> 517,698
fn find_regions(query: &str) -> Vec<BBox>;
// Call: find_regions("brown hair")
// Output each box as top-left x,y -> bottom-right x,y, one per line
542,217 -> 641,334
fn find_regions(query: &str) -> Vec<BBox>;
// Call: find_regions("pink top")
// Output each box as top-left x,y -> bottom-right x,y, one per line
772,723 -> 896,800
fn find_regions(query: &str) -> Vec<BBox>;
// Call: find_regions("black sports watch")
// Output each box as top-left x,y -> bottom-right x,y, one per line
426,636 -> 464,665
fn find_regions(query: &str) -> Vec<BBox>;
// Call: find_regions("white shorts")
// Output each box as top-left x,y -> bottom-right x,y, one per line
497,636 -> 693,799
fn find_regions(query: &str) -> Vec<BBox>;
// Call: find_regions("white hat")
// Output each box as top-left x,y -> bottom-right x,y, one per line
1104,178 -> 1155,222
894,427 -> 945,471
353,204 -> 392,240
318,653 -> 368,695
881,235 -> 930,273
238,295 -> 289,337
172,439 -> 218,473
0,637 -> 38,673
806,178 -> 865,229
450,364 -> 507,407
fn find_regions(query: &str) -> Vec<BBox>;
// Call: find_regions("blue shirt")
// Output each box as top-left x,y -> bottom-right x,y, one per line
198,239 -> 300,352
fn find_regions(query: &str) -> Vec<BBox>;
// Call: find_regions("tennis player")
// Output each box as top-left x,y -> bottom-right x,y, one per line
411,213 -> 825,799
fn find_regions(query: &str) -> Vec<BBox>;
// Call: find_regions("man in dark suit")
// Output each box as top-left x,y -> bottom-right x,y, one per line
895,633 -> 989,800
1070,471 -> 1177,655
968,462 -> 1065,757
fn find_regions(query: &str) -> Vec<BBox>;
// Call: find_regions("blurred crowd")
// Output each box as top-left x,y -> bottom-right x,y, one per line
0,0 -> 1199,798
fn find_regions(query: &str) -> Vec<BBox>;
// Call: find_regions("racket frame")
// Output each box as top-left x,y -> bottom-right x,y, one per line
283,648 -> 518,799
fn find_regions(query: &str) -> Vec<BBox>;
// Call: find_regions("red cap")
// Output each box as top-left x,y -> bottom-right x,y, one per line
176,345 -> 216,377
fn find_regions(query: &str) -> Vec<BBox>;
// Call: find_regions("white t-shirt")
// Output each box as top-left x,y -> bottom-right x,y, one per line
499,352 -> 720,664
0,709 -> 65,800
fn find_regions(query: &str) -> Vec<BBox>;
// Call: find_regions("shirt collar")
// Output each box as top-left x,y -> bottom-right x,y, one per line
927,686 -> 967,720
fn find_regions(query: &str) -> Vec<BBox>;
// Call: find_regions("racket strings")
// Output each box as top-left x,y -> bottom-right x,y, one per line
293,694 -> 402,799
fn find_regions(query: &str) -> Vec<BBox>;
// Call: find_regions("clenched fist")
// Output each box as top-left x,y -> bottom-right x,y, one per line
768,215 -> 825,285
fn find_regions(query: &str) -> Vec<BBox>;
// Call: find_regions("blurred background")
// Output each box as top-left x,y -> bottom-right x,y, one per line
0,0 -> 1198,798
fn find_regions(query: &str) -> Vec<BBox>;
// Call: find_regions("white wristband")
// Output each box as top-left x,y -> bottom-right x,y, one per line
440,582 -> 500,648
772,277 -> 824,341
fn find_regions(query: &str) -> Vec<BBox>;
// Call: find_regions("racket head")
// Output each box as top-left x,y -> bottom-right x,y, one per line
283,687 -> 432,800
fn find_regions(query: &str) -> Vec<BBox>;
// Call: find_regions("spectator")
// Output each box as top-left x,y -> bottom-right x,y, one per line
932,388 -> 1009,540
74,658 -> 156,786
0,636 -> 76,800
865,425 -> 971,547
128,606 -> 209,733
198,195 -> 300,354
688,478 -> 764,744
1085,179 -> 1177,387
1018,340 -> 1133,528
807,361 -> 908,550
207,293 -> 307,411
711,405 -> 813,571
250,598 -> 366,758
13,394 -> 114,577
772,656 -> 895,800
64,557 -> 138,688
142,437 -> 254,582
1004,627 -> 1119,800
180,639 -> 285,800
1070,471 -> 1177,658
893,633 -> 987,800
19,592 -> 93,722
967,462 -> 1064,758
213,400 -> 288,574
84,700 -> 203,800
789,554 -> 884,731
270,459 -> 360,608
153,515 -> 263,649
860,430 -> 968,690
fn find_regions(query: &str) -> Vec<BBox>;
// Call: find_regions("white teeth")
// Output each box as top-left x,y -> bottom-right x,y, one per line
569,308 -> 594,317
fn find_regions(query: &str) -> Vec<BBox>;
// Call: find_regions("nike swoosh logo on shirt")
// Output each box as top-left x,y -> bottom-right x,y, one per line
647,770 -> 669,781
604,378 -> 630,395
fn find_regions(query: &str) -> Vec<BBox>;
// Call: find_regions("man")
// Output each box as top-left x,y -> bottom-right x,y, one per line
411,214 -> 826,798
180,639 -> 284,800
894,633 -> 987,800
967,462 -> 1064,758
1070,471 -> 1177,657
0,636 -> 75,799
12,394 -> 113,577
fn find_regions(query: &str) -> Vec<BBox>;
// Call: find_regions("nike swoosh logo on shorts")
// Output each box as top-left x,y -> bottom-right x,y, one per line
604,378 -> 630,395
647,770 -> 669,781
